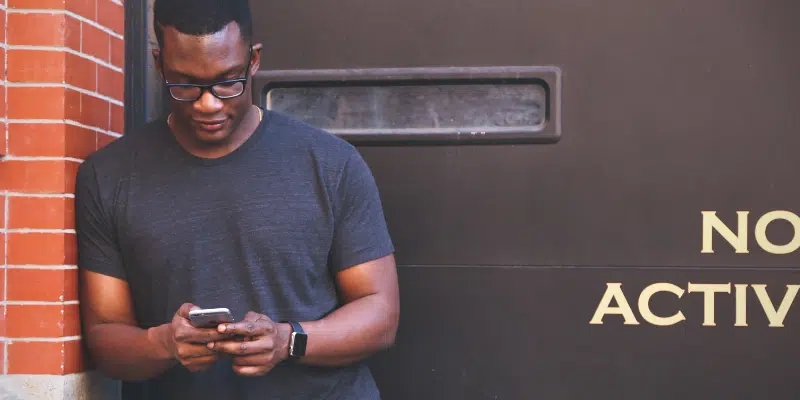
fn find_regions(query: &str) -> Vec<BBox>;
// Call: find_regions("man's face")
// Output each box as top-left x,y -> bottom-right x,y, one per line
155,22 -> 260,146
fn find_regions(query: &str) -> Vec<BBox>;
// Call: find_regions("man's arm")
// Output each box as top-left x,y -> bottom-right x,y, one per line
213,253 -> 398,373
286,253 -> 399,366
81,270 -> 233,380
76,160 -> 228,381
287,149 -> 399,366
80,270 -> 177,381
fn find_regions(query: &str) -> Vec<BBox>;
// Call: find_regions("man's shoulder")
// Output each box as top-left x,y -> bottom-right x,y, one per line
87,119 -> 162,162
266,110 -> 361,165
77,119 -> 164,187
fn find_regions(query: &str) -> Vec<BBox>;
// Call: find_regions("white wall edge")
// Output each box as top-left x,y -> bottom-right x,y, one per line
0,371 -> 120,400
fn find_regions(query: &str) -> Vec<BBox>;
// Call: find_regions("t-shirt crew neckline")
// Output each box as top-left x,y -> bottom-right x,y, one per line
162,107 -> 272,167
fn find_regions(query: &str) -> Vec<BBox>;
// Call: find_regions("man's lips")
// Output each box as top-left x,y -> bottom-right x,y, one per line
193,119 -> 227,132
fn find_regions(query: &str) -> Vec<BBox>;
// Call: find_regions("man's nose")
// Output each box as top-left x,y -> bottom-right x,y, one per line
194,89 -> 224,113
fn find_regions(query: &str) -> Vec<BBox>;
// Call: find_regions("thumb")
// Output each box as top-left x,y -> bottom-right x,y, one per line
177,303 -> 199,318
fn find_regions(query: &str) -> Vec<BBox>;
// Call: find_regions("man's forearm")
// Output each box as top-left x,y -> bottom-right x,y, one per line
288,293 -> 398,367
85,323 -> 177,381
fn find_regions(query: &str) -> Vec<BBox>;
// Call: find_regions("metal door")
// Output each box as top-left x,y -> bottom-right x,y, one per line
135,0 -> 800,398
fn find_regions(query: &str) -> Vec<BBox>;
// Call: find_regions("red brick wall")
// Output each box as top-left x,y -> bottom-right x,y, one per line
0,0 -> 124,377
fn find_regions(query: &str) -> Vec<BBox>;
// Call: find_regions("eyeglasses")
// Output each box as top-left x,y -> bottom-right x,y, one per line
161,45 -> 253,102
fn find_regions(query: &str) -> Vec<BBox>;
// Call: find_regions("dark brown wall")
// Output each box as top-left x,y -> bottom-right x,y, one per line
247,1 -> 800,398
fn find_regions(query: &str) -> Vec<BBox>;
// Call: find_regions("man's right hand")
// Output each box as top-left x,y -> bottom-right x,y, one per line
151,303 -> 232,373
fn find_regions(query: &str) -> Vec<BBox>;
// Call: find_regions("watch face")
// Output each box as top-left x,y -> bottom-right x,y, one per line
291,332 -> 308,356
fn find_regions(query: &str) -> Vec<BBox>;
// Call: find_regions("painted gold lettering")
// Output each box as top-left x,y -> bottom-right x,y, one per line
701,211 -> 749,254
638,283 -> 685,326
752,284 -> 800,327
734,284 -> 748,327
754,211 -> 800,255
590,283 -> 640,325
688,283 -> 731,326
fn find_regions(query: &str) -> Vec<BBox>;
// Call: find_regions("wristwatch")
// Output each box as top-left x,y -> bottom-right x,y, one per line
285,321 -> 307,359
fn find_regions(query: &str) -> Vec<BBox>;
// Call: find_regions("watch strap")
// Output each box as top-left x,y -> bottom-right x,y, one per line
283,321 -> 307,359
287,321 -> 304,335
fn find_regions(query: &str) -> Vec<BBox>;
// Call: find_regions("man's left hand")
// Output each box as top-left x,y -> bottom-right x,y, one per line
209,311 -> 291,376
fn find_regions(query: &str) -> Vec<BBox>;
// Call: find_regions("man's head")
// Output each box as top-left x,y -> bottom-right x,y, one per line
153,0 -> 261,147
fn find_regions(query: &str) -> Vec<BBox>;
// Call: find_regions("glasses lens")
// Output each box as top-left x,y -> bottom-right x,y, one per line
170,86 -> 202,101
212,81 -> 245,98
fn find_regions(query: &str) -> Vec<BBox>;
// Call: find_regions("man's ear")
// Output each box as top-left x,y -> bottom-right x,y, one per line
250,43 -> 263,75
152,49 -> 163,78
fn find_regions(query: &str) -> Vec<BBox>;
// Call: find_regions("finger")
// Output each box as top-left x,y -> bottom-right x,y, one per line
185,355 -> 218,372
233,365 -> 272,377
176,324 -> 234,344
218,318 -> 272,337
176,303 -> 199,319
231,353 -> 273,367
243,311 -> 264,320
211,336 -> 275,356
176,343 -> 216,360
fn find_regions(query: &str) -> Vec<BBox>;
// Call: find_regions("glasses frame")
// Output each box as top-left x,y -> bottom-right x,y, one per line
161,44 -> 254,102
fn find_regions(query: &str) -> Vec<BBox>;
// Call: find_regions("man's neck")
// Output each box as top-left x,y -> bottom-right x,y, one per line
168,106 -> 262,159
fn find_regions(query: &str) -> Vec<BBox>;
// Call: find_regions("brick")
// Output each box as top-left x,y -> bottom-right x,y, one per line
6,304 -> 80,338
98,0 -> 124,35
98,133 -> 118,149
8,86 -> 66,119
0,122 -> 6,155
69,0 -> 95,21
111,104 -> 124,134
65,159 -> 81,194
66,124 -> 99,159
0,83 -> 6,119
0,160 -> 75,193
7,50 -> 65,83
0,267 -> 4,300
80,93 -> 110,131
65,88 -> 82,122
8,196 -> 74,230
8,339 -> 86,374
1,193 -> 5,227
0,9 -> 6,43
0,233 -> 4,266
8,0 -> 67,8
66,339 -> 89,374
7,268 -> 78,302
98,66 -> 124,102
10,0 -> 96,22
8,233 -> 77,265
7,13 -> 68,46
6,123 -> 93,159
0,81 -> 5,119
66,14 -> 82,51
110,36 -> 124,69
7,122 -> 97,160
0,341 -> 4,374
8,122 -> 75,158
8,124 -> 66,157
82,23 -> 110,61
66,53 -> 97,92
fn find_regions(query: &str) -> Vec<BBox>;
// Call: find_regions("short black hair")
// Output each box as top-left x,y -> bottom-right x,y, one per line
153,0 -> 253,49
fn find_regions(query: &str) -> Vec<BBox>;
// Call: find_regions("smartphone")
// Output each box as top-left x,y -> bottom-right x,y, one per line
188,307 -> 234,329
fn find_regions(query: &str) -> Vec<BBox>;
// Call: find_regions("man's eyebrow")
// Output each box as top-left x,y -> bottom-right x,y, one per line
168,63 -> 246,82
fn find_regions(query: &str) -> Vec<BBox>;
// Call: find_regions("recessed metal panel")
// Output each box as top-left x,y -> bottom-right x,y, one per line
254,66 -> 561,145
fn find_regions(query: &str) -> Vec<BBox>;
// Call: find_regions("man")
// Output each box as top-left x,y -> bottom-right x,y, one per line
75,0 -> 399,398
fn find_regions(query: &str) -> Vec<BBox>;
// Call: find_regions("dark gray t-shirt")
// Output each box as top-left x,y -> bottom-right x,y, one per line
75,109 -> 395,399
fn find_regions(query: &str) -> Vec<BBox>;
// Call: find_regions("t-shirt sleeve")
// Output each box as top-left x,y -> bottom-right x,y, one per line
328,150 -> 396,272
75,160 -> 127,281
